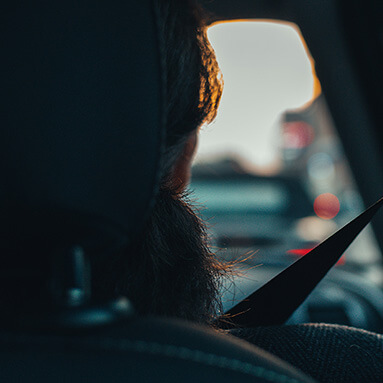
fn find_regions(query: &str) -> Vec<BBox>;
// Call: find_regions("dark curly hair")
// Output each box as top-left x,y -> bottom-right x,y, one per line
158,0 -> 223,177
93,0 -> 224,324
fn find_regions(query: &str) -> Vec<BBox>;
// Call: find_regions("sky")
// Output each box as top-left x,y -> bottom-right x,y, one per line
195,21 -> 316,169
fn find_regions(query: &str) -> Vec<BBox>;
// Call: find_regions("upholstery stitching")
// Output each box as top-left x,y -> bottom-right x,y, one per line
0,334 -> 305,382
100,338 -> 303,383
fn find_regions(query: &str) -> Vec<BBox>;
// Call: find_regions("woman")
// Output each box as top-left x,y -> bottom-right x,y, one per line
93,1 -> 383,382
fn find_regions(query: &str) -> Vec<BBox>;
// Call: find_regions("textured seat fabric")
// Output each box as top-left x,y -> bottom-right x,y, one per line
0,317 -> 316,383
231,323 -> 383,383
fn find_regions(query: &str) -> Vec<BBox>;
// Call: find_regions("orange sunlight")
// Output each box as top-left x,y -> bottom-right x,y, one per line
196,20 -> 321,173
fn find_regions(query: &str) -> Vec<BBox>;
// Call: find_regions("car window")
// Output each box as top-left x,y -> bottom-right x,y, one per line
190,20 -> 383,285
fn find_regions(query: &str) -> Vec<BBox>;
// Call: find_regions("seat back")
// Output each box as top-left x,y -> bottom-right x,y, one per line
0,317 -> 316,383
1,1 -> 163,251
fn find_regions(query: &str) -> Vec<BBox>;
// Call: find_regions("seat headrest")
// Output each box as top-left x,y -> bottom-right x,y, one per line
0,1 -> 164,250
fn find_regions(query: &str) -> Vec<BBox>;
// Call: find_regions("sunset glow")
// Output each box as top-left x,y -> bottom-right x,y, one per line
196,20 -> 318,170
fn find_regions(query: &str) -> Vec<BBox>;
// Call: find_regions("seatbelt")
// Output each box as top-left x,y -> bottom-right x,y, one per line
215,198 -> 383,329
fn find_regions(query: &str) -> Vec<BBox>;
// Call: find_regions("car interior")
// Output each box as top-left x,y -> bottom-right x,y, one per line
1,0 -> 382,382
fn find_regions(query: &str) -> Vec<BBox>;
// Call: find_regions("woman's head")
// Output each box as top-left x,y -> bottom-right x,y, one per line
93,0 -> 224,324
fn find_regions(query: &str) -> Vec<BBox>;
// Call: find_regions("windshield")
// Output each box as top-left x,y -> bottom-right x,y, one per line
190,21 -> 383,284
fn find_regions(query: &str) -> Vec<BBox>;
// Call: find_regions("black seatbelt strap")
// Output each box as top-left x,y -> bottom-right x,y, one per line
215,198 -> 383,329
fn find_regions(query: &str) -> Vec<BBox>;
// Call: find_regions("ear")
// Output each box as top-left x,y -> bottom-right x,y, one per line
172,131 -> 198,191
